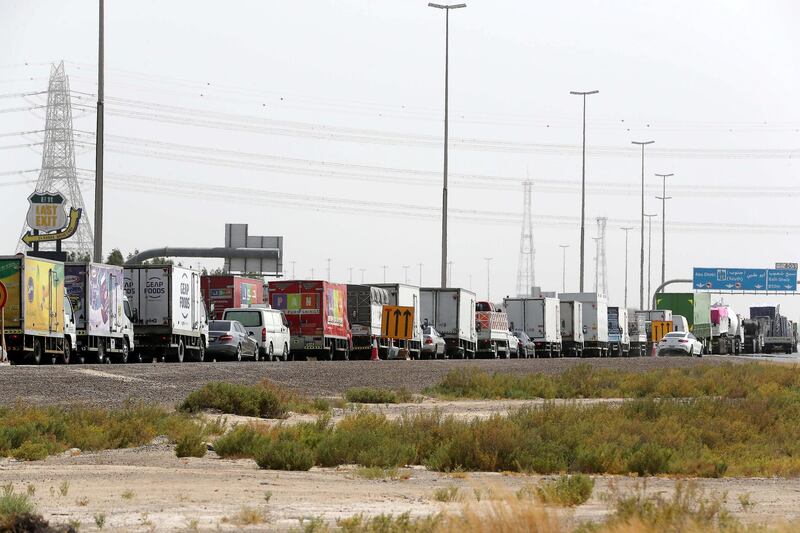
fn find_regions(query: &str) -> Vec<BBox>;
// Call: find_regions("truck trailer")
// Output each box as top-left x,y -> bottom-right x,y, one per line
347,284 -> 388,359
372,283 -> 423,359
504,296 -> 562,357
268,280 -> 351,360
607,307 -> 630,356
710,305 -> 741,355
560,293 -> 608,357
420,288 -> 476,359
628,311 -> 647,357
65,263 -> 135,364
0,255 -> 72,365
559,300 -> 584,357
750,306 -> 795,354
201,275 -> 264,320
475,301 -> 511,358
654,293 -> 712,353
123,265 -> 208,363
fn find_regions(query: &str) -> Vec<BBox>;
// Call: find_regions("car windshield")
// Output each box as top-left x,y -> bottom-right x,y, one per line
665,332 -> 685,338
209,321 -> 231,332
223,311 -> 262,327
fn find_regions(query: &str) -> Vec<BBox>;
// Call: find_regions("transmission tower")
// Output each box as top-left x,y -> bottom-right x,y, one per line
17,62 -> 94,257
594,217 -> 608,298
515,180 -> 535,296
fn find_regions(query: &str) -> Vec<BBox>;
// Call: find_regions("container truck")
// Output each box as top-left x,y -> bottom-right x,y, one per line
65,263 -> 135,364
709,305 -> 741,355
504,296 -> 562,357
559,300 -> 584,357
201,275 -> 264,320
420,288 -> 476,358
750,306 -> 795,354
347,284 -> 389,359
560,293 -> 608,357
123,265 -> 208,363
0,255 -> 73,365
372,283 -> 423,359
268,280 -> 351,360
607,307 -> 630,356
628,311 -> 647,357
474,301 -> 511,358
741,318 -> 764,354
654,293 -> 712,353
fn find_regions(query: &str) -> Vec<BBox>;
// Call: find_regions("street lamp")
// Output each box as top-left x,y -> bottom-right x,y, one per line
643,214 -> 657,306
558,245 -> 569,293
418,263 -> 424,286
620,228 -> 634,308
403,265 -> 410,284
570,89 -> 598,292
632,140 -> 655,309
359,268 -> 366,284
429,2 -> 466,288
655,173 -> 674,289
484,257 -> 492,300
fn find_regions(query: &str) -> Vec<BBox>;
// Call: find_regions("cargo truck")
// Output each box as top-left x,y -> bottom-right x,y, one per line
628,311 -> 647,357
504,296 -> 562,357
65,263 -> 135,364
560,293 -> 608,357
268,280 -> 351,360
559,300 -> 584,357
709,305 -> 741,355
741,318 -> 764,354
750,306 -> 795,354
372,283 -> 423,359
607,307 -> 630,356
420,288 -> 476,358
475,301 -> 511,358
654,293 -> 712,353
0,255 -> 73,365
201,275 -> 264,320
347,284 -> 389,359
123,265 -> 208,363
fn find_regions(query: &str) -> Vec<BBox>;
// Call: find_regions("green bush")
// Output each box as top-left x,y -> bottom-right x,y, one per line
254,436 -> 314,471
0,487 -> 36,530
213,424 -> 270,458
345,387 -> 399,404
180,382 -> 286,418
175,431 -> 207,458
535,475 -> 594,506
10,441 -> 49,461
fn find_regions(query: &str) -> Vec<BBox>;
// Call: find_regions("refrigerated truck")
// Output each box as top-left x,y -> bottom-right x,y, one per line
654,292 -> 712,352
475,301 -> 511,358
559,300 -> 584,357
504,296 -> 562,357
420,288 -> 476,359
560,293 -> 608,357
0,255 -> 72,365
607,307 -> 630,357
628,311 -> 647,357
123,265 -> 208,363
373,283 -> 423,359
268,280 -> 351,360
201,275 -> 264,320
347,284 -> 388,359
65,263 -> 135,364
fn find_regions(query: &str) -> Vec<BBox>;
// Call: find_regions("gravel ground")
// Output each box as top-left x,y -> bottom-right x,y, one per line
0,354 -> 786,409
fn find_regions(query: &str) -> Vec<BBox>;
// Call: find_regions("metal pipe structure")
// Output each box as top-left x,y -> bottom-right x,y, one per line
620,227 -> 634,308
643,213 -> 657,307
570,90 -> 598,292
655,172 -> 674,287
484,257 -> 492,300
632,140 -> 655,309
651,279 -> 693,309
93,0 -> 105,263
403,265 -> 410,284
429,2 -> 466,288
559,244 -> 569,293
418,263 -> 424,286
124,247 -> 279,265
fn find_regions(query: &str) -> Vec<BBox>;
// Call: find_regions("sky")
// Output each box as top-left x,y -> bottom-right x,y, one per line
1,0 -> 799,317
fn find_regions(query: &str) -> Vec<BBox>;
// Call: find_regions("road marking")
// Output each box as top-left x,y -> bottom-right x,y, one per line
70,369 -> 149,383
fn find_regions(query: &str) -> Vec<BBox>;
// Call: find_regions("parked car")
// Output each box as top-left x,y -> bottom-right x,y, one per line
207,320 -> 258,361
512,330 -> 535,358
657,331 -> 703,357
222,307 -> 291,361
507,331 -> 519,357
421,325 -> 446,359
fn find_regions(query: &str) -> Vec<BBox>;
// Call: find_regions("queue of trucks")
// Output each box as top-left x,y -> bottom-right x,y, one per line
2,255 -> 797,364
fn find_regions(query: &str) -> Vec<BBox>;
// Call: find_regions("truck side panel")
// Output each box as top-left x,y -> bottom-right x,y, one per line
0,258 -> 22,330
22,257 -> 64,337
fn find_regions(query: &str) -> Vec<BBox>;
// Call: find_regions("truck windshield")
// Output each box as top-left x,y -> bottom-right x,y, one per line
223,311 -> 262,327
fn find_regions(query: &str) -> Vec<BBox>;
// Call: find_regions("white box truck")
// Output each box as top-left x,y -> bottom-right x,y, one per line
372,283 -> 423,359
504,296 -> 562,357
607,306 -> 630,357
628,311 -> 647,357
560,292 -> 608,357
123,265 -> 208,363
65,263 -> 135,364
560,300 -> 584,357
420,288 -> 476,358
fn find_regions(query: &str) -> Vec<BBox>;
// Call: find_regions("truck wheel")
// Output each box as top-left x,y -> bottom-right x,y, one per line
118,339 -> 130,364
175,340 -> 185,363
60,340 -> 71,365
197,339 -> 206,362
94,341 -> 106,364
31,339 -> 43,365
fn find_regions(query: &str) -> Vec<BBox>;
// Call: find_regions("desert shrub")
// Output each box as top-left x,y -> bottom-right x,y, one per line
213,424 -> 271,458
432,486 -> 461,503
535,475 -> 594,506
180,382 -> 286,418
345,387 -> 399,404
175,430 -> 207,458
254,435 -> 314,471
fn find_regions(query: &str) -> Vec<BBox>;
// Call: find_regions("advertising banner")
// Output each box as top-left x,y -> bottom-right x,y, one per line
23,257 -> 64,336
0,259 -> 22,329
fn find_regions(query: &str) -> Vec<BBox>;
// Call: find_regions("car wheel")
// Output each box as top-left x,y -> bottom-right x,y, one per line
234,344 -> 242,362
283,343 -> 289,361
268,343 -> 274,362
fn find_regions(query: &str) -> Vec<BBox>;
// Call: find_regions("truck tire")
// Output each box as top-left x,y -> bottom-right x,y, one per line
197,339 -> 206,362
93,340 -> 106,364
60,340 -> 71,365
118,339 -> 129,364
32,339 -> 43,365
175,340 -> 185,363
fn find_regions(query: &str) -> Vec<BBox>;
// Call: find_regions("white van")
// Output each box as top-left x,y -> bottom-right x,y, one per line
222,307 -> 290,361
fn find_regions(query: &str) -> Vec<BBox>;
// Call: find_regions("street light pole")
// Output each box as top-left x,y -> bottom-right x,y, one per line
643,214 -> 657,306
93,0 -> 105,263
360,268 -> 366,284
620,228 -> 634,308
418,263 -> 424,286
655,173 -> 674,288
382,265 -> 388,283
570,90 -> 598,292
632,140 -> 654,309
429,2 -> 466,288
403,265 -> 410,284
484,257 -> 492,300
559,245 -> 569,293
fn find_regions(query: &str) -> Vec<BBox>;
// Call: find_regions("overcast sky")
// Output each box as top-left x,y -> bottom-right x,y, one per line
1,1 -> 798,317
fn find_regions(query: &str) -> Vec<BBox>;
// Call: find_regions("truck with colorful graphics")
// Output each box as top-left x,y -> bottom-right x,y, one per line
475,301 -> 511,358
200,275 -> 264,320
65,263 -> 135,364
267,280 -> 351,360
0,255 -> 73,365
123,265 -> 208,363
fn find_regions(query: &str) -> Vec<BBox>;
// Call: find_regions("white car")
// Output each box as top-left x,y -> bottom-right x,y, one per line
657,331 -> 703,357
222,307 -> 291,361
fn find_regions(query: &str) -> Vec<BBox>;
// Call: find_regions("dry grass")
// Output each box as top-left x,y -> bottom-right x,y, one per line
223,505 -> 267,526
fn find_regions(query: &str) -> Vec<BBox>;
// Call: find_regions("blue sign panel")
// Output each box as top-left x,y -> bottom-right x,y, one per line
693,268 -> 797,292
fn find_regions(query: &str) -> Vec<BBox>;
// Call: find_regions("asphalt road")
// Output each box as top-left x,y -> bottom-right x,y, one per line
2,353 -> 795,409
